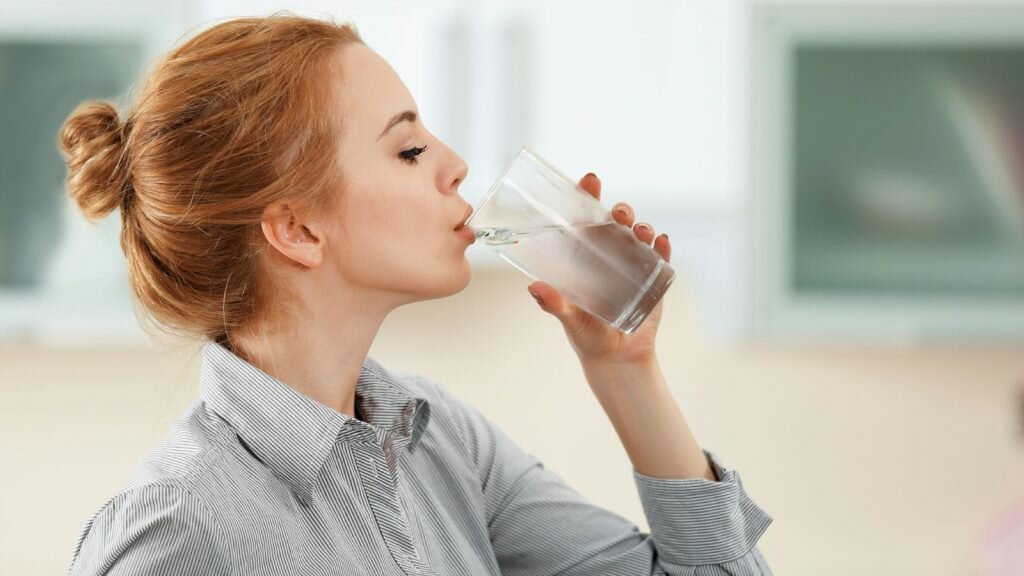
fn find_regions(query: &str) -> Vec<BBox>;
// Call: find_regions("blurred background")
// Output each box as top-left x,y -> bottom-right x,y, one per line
2,0 -> 1024,574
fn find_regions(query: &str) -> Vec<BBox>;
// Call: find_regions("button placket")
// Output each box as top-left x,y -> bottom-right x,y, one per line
355,433 -> 435,575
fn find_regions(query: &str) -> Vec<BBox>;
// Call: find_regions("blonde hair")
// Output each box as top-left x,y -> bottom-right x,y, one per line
58,13 -> 364,348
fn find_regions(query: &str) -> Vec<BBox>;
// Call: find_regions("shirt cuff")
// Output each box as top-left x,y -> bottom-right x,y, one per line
632,448 -> 773,566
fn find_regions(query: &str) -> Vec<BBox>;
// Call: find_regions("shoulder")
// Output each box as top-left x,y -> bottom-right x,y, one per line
69,482 -> 233,575
125,400 -> 234,489
387,366 -> 544,517
69,402 -> 236,574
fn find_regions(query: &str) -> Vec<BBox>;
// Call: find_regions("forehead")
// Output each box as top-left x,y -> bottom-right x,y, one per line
334,44 -> 415,141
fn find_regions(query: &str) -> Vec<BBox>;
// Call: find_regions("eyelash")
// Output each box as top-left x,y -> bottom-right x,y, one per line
399,144 -> 428,165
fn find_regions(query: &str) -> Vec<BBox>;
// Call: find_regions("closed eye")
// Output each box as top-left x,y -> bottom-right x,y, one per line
399,145 -> 428,165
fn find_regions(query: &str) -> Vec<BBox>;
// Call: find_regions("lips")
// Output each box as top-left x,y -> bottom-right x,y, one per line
453,206 -> 474,231
456,225 -> 476,243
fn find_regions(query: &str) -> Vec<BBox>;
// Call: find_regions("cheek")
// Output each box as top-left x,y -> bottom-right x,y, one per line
336,181 -> 447,274
390,209 -> 443,257
351,201 -> 436,268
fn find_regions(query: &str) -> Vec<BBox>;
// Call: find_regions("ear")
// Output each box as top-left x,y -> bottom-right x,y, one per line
259,201 -> 324,268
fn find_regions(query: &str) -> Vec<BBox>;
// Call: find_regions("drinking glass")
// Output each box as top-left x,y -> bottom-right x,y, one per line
465,146 -> 675,334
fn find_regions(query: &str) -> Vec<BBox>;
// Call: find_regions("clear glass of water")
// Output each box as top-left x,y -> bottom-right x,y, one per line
465,146 -> 675,334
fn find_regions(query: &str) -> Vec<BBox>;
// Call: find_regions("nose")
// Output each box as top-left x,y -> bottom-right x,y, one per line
438,141 -> 469,195
449,155 -> 468,194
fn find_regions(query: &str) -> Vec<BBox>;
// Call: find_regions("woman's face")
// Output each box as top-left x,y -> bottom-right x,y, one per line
320,43 -> 473,305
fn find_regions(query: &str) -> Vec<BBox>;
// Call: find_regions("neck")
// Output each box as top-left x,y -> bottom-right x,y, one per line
230,294 -> 393,418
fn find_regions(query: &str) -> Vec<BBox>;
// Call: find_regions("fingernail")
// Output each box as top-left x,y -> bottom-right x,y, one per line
530,292 -> 544,305
614,206 -> 628,216
585,172 -> 596,180
636,224 -> 651,233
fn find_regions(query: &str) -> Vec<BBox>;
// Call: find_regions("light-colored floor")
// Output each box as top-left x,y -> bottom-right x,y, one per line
2,269 -> 1022,575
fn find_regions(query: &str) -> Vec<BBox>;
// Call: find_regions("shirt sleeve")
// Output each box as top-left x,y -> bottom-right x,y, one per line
68,483 -> 233,576
434,381 -> 774,576
633,449 -> 775,573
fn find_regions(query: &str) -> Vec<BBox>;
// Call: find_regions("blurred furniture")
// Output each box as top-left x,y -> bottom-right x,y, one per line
752,3 -> 1024,342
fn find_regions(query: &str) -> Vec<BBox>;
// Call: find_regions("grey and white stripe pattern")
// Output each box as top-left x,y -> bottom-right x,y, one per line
68,340 -> 773,575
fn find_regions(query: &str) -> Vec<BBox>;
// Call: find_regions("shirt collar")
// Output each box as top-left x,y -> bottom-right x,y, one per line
199,340 -> 431,503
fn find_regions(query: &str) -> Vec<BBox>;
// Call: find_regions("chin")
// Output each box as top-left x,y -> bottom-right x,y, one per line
408,260 -> 472,303
440,258 -> 473,295
448,259 -> 473,292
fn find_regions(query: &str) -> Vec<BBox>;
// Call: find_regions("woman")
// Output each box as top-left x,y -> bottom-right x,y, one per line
60,13 -> 772,575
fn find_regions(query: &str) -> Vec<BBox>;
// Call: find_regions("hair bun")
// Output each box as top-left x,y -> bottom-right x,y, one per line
59,101 -> 132,222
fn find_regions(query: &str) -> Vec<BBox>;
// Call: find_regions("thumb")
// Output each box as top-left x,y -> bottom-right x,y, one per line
527,281 -> 578,323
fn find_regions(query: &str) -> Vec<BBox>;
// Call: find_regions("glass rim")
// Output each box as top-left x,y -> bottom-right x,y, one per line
465,145 -> 579,230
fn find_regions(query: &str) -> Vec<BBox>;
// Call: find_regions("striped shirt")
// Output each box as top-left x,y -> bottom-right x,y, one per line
68,340 -> 774,575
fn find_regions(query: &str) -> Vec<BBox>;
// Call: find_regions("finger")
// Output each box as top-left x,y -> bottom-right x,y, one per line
633,221 -> 656,245
527,281 -> 581,325
579,172 -> 601,201
654,233 -> 671,262
611,203 -> 635,227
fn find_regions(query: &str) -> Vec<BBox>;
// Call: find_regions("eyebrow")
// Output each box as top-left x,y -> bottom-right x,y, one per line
377,110 -> 417,141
